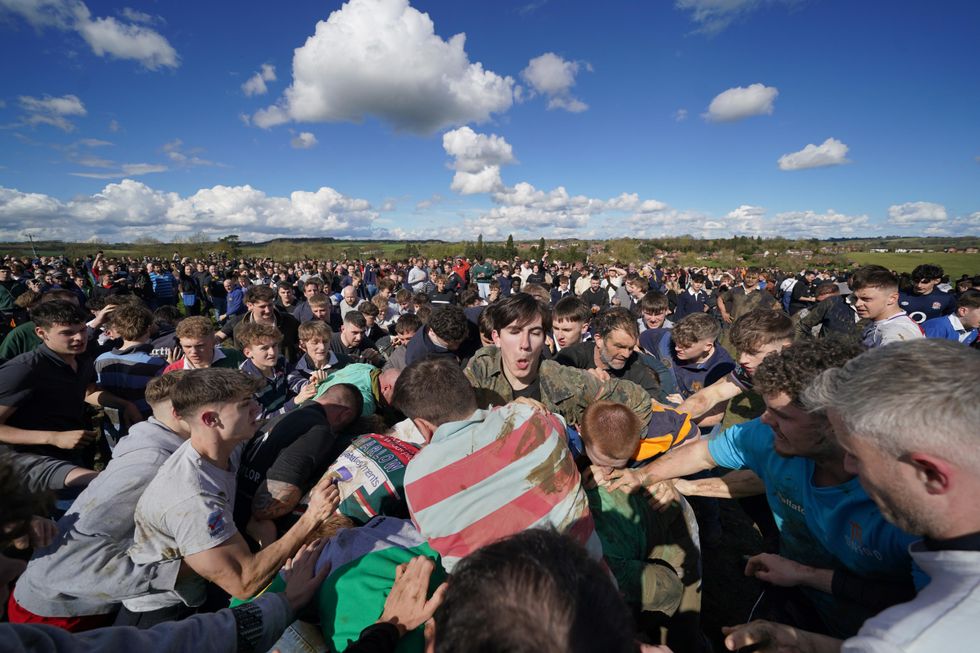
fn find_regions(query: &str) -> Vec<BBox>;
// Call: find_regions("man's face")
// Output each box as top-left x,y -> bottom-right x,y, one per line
309,303 -> 329,321
223,280 -> 234,292
553,319 -> 587,349
37,322 -> 87,356
179,336 -> 216,367
914,277 -> 939,295
0,269 -> 10,281
737,339 -> 791,377
642,308 -> 668,329
152,264 -> 161,274
209,265 -> 217,275
595,328 -> 636,371
300,337 -> 328,363
852,286 -> 896,320
690,280 -> 703,292
590,278 -> 601,291
584,440 -> 631,476
626,281 -> 645,299
343,290 -> 358,306
364,314 -> 376,328
342,323 -> 364,348
244,338 -> 280,368
214,395 -> 260,442
674,337 -> 713,363
958,305 -> 980,330
304,284 -> 320,299
760,392 -> 831,459
492,315 -> 545,385
278,286 -> 294,304
248,300 -> 275,322
831,411 -> 936,535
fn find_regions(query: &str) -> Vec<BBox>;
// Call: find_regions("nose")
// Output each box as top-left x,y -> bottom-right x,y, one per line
760,409 -> 774,427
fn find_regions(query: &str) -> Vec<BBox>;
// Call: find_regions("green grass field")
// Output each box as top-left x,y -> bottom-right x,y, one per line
847,252 -> 980,279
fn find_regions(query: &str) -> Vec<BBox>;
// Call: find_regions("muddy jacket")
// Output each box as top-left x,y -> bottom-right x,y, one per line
464,346 -> 652,436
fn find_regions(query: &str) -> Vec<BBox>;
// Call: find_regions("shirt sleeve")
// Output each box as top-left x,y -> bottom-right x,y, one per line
706,420 -> 769,473
165,494 -> 238,558
0,359 -> 34,408
265,425 -> 336,489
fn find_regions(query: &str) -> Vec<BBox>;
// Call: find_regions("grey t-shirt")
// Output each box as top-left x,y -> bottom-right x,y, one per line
125,440 -> 239,612
14,418 -> 185,617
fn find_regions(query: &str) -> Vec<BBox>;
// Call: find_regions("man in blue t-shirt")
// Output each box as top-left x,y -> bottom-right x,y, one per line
596,338 -> 924,639
898,264 -> 955,324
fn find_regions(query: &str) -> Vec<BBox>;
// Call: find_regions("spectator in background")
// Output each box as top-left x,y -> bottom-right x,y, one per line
899,263 -> 955,324
850,266 -> 923,348
922,288 -> 980,345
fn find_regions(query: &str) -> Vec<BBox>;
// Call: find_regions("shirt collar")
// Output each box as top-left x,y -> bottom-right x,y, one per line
924,531 -> 980,552
948,314 -> 967,333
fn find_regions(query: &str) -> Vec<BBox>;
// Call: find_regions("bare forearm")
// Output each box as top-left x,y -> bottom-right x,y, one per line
637,440 -> 716,486
234,516 -> 315,598
251,480 -> 302,521
0,424 -> 55,446
675,470 -> 765,499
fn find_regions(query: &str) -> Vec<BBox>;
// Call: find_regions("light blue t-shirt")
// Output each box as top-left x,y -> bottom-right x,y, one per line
708,418 -> 926,636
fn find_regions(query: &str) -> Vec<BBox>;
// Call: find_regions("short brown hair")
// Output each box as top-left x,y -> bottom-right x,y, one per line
592,307 -> 638,340
245,285 -> 276,304
144,370 -> 185,405
170,368 -> 258,418
358,300 -> 379,317
849,265 -> 898,293
671,313 -> 721,348
553,296 -> 590,324
298,320 -> 332,343
110,304 -> 155,340
729,309 -> 794,354
392,358 -> 477,425
395,313 -> 422,336
639,291 -> 668,315
580,401 -> 640,462
236,321 -> 283,348
176,316 -> 215,340
492,292 -> 552,334
308,292 -> 330,308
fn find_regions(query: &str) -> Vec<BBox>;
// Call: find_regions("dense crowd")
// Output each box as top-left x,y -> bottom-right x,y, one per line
0,248 -> 977,653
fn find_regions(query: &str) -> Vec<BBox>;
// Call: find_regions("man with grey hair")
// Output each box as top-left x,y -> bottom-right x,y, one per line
723,339 -> 980,653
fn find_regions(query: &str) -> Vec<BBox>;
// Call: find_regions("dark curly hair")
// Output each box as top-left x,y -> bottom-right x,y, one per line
754,336 -> 865,404
427,305 -> 470,345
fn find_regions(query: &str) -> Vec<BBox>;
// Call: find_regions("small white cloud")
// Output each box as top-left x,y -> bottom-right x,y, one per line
380,199 -> 397,212
108,118 -> 121,132
242,63 -> 277,96
778,137 -> 850,171
162,139 -> 221,167
443,127 -> 515,195
77,137 -> 112,147
0,0 -> 178,70
674,108 -> 688,122
252,0 -> 515,134
70,162 -> 168,179
290,131 -> 317,149
887,201 -> 947,225
118,8 -> 162,25
18,94 -> 87,131
704,83 -> 778,122
676,0 -> 802,36
774,209 -> 872,237
521,52 -> 588,113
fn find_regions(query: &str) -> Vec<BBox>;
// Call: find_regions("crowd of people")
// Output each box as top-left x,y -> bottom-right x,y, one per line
0,247 -> 977,653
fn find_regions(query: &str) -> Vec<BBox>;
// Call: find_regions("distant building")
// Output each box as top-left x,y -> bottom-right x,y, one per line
869,248 -> 889,253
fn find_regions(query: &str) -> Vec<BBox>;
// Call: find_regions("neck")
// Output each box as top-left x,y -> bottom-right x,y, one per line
190,435 -> 236,470
252,361 -> 275,375
811,448 -> 852,487
592,343 -> 607,370
501,360 -> 537,392
155,414 -> 189,439
875,306 -> 904,321
120,339 -> 146,349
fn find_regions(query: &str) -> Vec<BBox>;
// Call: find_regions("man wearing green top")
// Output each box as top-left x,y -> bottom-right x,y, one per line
469,255 -> 495,300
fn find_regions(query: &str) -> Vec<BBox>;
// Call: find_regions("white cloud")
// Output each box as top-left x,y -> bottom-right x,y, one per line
442,127 -> 515,195
162,139 -> 220,167
725,204 -> 766,233
704,83 -> 778,122
108,119 -> 121,132
18,94 -> 86,131
773,209 -> 872,238
887,201 -> 947,225
380,199 -> 397,212
290,131 -> 317,149
674,108 -> 688,122
676,0 -> 801,35
778,137 -> 850,171
252,0 -> 515,134
242,63 -> 276,96
521,52 -> 588,113
0,180 -> 380,241
70,162 -> 168,179
0,0 -> 178,69
118,7 -> 161,25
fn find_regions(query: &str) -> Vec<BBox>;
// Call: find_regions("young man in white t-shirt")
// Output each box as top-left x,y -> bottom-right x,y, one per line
849,266 -> 923,348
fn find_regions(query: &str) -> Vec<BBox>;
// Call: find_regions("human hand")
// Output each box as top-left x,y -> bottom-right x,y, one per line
378,557 -> 447,636
282,539 -> 330,612
587,367 -> 611,383
167,346 -> 183,364
294,382 -> 318,404
744,553 -> 811,588
13,516 -> 58,550
304,477 -> 341,524
308,369 -> 329,387
722,313 -> 733,325
91,303 -> 117,327
512,396 -> 548,413
665,393 -> 684,406
593,466 -> 646,494
49,429 -> 98,450
647,480 -> 680,512
722,620 -> 812,652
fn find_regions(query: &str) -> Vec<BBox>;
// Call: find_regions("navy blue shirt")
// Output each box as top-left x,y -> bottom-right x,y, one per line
898,289 -> 955,324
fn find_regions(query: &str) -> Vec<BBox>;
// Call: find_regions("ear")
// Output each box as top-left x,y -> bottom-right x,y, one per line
908,453 -> 952,495
242,345 -> 253,358
491,329 -> 502,347
412,417 -> 438,443
200,409 -> 220,429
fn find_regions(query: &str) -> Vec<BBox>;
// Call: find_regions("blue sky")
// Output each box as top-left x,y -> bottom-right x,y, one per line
0,0 -> 977,243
